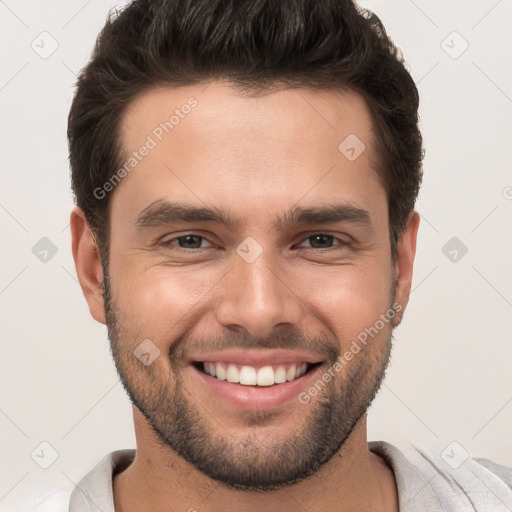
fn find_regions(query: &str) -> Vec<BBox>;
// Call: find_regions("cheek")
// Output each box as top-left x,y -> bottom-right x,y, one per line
112,262 -> 220,341
295,259 -> 393,345
111,244 -> 393,352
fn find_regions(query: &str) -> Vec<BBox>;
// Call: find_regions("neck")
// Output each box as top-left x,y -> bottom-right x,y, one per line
113,410 -> 398,512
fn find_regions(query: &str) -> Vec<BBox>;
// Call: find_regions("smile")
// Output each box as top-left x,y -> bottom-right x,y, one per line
196,361 -> 321,387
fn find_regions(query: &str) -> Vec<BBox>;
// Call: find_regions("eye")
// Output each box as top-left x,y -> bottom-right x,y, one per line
297,233 -> 349,250
159,233 -> 350,252
160,234 -> 214,250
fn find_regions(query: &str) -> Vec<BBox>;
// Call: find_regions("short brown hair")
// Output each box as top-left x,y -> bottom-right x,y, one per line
68,0 -> 423,264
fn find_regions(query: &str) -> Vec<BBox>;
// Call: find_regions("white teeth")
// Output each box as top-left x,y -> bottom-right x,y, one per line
274,365 -> 287,383
297,363 -> 307,377
226,364 -> 240,383
257,366 -> 275,386
286,364 -> 297,381
202,362 -> 313,386
215,363 -> 226,381
239,365 -> 257,385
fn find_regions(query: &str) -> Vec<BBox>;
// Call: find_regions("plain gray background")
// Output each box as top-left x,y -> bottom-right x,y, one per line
1,0 -> 511,509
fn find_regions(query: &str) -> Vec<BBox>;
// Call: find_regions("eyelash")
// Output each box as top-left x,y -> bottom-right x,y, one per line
159,233 -> 351,251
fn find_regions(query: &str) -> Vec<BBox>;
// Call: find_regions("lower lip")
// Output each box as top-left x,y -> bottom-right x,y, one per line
192,364 -> 322,411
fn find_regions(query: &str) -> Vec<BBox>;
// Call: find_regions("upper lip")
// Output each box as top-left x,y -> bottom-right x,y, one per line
189,349 -> 324,366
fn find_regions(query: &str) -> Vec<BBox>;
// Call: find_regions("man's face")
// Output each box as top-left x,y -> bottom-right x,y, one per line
101,82 -> 402,490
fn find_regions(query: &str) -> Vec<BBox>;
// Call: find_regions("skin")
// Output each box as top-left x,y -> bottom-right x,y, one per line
71,81 -> 419,511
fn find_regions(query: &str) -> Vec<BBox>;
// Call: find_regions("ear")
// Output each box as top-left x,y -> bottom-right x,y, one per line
70,206 -> 106,324
392,211 -> 420,327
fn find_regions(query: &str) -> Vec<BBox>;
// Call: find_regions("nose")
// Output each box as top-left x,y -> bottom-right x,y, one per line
214,252 -> 304,339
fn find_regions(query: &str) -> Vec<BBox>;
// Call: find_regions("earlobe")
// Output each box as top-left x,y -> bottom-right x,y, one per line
392,211 -> 420,327
70,206 -> 106,324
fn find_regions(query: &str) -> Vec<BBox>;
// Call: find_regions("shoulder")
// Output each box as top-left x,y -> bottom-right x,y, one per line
68,449 -> 135,512
30,488 -> 73,511
369,441 -> 512,511
473,456 -> 512,489
0,482 -> 73,512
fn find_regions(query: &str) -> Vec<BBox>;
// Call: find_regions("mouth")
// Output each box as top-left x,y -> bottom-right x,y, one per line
192,361 -> 322,387
188,350 -> 325,410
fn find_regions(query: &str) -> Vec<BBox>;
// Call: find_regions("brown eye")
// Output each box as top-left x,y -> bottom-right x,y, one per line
305,234 -> 335,249
161,234 -> 212,250
298,234 -> 348,250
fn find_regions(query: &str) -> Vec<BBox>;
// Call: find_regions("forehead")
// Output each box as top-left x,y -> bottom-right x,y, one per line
113,81 -> 385,229
120,81 -> 376,157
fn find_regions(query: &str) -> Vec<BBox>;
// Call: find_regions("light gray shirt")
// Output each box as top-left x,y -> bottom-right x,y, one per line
28,441 -> 512,511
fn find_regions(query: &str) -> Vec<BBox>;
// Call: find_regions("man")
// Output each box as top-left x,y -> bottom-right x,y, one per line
67,0 -> 512,510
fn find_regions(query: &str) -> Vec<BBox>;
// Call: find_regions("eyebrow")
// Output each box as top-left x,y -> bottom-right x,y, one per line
135,200 -> 372,230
